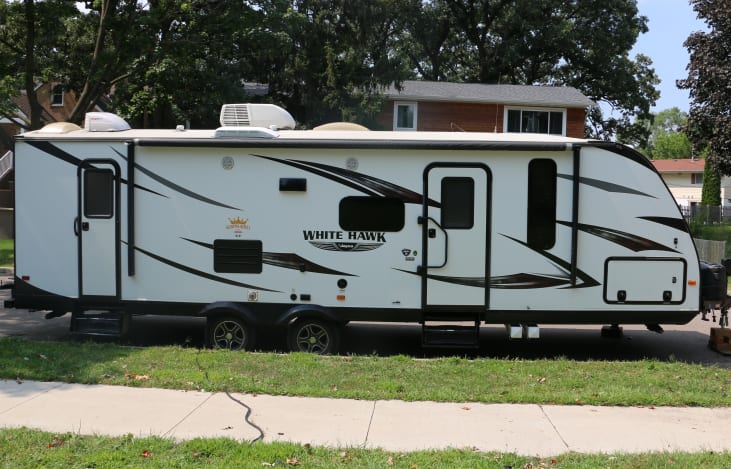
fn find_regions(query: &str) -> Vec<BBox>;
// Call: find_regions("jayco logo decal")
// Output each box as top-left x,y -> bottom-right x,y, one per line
303,230 -> 386,252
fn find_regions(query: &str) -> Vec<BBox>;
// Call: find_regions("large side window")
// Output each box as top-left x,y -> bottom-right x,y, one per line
441,177 -> 474,229
84,168 -> 114,218
340,197 -> 404,231
527,159 -> 557,249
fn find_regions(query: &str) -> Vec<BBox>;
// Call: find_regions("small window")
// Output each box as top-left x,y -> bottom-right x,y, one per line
51,84 -> 64,107
441,177 -> 474,229
527,159 -> 557,249
214,239 -> 263,273
691,173 -> 703,185
506,108 -> 565,136
339,197 -> 404,232
393,102 -> 417,131
84,169 -> 114,218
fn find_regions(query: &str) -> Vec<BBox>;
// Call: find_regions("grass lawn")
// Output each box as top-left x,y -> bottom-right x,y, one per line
1,337 -> 729,407
1,428 -> 729,468
0,238 -> 12,267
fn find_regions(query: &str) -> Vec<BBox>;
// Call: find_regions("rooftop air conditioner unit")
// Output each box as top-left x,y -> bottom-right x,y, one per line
219,103 -> 295,130
84,112 -> 131,132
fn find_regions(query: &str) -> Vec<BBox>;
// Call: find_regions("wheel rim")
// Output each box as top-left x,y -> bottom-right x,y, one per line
212,320 -> 247,350
295,323 -> 330,353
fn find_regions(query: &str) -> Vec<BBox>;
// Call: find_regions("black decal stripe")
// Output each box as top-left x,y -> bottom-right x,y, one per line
262,253 -> 356,276
28,142 -> 168,198
293,160 -> 439,207
252,153 -> 382,197
557,174 -> 655,198
252,153 -> 439,206
132,244 -> 280,292
394,269 -> 572,289
587,141 -> 656,172
638,216 -> 690,233
557,220 -> 678,253
491,273 -> 570,289
500,235 -> 601,289
180,238 -> 355,276
112,148 -> 240,210
27,141 -> 82,166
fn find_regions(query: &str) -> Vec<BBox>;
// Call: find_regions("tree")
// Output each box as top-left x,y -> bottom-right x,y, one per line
638,107 -> 692,159
0,0 -> 78,147
0,0 -> 145,146
701,158 -> 721,206
678,0 -> 731,175
396,0 -> 660,140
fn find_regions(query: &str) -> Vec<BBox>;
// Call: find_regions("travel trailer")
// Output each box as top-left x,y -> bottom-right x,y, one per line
6,104 -> 717,353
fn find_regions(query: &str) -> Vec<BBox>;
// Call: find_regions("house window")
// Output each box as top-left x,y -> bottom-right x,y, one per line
51,85 -> 64,107
691,173 -> 703,185
506,108 -> 565,135
393,102 -> 417,131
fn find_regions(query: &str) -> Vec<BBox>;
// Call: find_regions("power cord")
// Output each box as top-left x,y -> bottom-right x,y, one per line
196,349 -> 264,443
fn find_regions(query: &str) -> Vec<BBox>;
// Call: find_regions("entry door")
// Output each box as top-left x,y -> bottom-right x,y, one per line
422,164 -> 490,310
78,160 -> 120,299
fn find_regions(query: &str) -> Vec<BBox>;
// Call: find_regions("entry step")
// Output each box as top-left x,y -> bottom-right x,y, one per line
422,321 -> 480,349
70,311 -> 129,338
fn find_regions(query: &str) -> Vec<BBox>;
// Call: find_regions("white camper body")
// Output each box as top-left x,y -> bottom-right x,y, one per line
9,108 -> 704,351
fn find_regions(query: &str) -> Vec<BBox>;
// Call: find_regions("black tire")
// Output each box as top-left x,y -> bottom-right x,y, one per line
287,318 -> 339,354
206,315 -> 254,351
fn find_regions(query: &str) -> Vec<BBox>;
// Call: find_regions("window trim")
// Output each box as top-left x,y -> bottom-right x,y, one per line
504,106 -> 566,136
50,84 -> 64,107
83,168 -> 114,219
393,101 -> 418,131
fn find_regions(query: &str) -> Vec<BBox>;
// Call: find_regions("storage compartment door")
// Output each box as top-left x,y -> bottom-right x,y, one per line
604,257 -> 686,304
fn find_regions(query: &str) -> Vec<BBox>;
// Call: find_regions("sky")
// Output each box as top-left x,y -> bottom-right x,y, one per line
632,0 -> 708,112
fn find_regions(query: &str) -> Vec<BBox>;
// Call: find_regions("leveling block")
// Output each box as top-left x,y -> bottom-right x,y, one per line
708,328 -> 731,355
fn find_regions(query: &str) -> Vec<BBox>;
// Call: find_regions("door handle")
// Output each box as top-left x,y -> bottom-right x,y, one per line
74,218 -> 90,236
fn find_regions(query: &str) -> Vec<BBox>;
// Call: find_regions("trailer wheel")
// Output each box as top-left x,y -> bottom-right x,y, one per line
206,316 -> 254,351
287,319 -> 339,354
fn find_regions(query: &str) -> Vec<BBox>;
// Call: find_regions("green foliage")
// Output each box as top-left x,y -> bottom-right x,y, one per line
637,107 -> 692,159
409,0 -> 659,140
0,238 -> 13,267
2,428 -> 729,469
679,0 -> 731,176
0,0 -> 659,136
1,337 -> 729,407
701,162 -> 721,206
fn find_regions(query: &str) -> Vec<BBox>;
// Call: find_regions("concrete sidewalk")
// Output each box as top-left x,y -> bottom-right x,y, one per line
0,380 -> 729,456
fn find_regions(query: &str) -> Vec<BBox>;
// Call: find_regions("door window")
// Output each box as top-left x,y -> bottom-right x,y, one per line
441,177 -> 474,229
84,168 -> 114,218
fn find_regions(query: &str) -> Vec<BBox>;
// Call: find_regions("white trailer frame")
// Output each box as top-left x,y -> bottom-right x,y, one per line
8,109 -> 705,352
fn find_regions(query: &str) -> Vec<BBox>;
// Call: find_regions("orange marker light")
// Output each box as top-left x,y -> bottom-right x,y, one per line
336,295 -> 346,301
688,279 -> 697,286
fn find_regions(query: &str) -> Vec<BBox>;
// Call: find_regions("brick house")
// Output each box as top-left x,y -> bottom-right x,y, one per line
374,80 -> 595,138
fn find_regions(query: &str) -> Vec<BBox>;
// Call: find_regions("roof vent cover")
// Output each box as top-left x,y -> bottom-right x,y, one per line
219,103 -> 295,130
84,112 -> 131,132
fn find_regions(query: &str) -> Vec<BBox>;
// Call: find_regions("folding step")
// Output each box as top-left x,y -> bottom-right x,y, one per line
422,315 -> 481,349
70,310 -> 129,338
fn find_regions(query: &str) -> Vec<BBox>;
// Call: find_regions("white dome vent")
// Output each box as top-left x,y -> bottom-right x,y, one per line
220,104 -> 295,130
84,112 -> 131,132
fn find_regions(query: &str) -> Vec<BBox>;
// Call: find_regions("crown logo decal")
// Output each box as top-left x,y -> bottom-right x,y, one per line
228,217 -> 248,226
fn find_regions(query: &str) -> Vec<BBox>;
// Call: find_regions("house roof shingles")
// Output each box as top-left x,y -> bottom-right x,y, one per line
384,80 -> 596,108
652,158 -> 705,173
